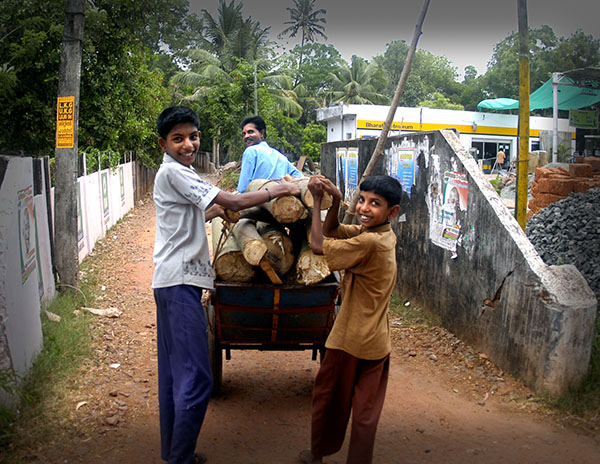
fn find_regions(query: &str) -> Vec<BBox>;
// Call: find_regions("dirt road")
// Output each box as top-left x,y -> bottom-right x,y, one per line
11,184 -> 600,464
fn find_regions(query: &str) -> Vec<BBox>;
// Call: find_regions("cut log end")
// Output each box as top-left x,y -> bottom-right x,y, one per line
272,196 -> 308,223
296,249 -> 331,285
262,231 -> 295,275
242,240 -> 268,266
215,252 -> 255,282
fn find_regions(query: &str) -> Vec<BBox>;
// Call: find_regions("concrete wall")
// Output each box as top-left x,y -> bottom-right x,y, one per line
1,156 -> 152,407
0,156 -> 48,406
321,131 -> 597,396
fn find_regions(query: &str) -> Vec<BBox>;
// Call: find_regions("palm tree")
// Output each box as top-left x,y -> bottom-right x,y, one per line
201,0 -> 270,72
280,0 -> 327,82
328,56 -> 388,105
171,53 -> 302,118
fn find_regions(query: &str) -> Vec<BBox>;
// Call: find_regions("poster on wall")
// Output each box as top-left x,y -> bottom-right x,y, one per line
119,166 -> 125,206
33,203 -> 44,299
17,185 -> 37,284
345,147 -> 358,203
56,96 -> 75,149
335,147 -> 346,188
77,181 -> 85,252
335,147 -> 358,202
101,171 -> 110,225
430,171 -> 469,252
386,144 -> 417,196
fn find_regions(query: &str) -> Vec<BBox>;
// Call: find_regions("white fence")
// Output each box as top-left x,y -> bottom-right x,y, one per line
0,155 -> 147,407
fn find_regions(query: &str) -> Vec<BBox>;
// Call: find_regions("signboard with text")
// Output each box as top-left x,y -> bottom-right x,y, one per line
569,108 -> 598,129
56,96 -> 75,148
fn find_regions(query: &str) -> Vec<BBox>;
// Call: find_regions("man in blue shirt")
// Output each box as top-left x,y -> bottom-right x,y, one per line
237,115 -> 303,192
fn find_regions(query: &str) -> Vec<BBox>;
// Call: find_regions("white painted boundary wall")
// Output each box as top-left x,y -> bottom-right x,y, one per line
49,163 -> 135,262
1,155 -> 136,407
0,157 -> 47,407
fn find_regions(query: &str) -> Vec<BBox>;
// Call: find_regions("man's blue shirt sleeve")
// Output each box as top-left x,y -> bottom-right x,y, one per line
288,163 -> 303,178
237,146 -> 257,192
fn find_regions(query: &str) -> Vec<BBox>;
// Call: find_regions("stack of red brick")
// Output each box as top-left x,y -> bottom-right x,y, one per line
528,157 -> 600,217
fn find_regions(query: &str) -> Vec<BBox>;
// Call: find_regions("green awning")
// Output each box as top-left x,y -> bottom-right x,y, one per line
477,76 -> 600,111
477,98 -> 519,110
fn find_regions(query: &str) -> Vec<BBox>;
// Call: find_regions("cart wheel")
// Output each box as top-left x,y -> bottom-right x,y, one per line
207,304 -> 222,395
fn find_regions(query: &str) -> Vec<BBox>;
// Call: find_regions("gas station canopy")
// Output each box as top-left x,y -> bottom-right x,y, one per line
477,67 -> 600,111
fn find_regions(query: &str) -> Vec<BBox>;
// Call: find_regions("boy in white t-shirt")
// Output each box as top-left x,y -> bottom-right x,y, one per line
153,106 -> 299,464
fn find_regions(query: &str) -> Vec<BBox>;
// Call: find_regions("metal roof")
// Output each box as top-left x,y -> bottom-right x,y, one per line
559,67 -> 600,89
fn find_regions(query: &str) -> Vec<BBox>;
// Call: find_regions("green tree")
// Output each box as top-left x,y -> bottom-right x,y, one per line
328,56 -> 388,105
456,66 -> 487,111
0,0 -> 65,156
90,0 -> 202,53
280,0 -> 327,83
463,65 -> 478,83
274,43 -> 342,123
373,41 -> 460,108
418,92 -> 464,110
301,123 -> 326,161
484,26 -> 600,101
200,0 -> 271,73
0,0 -> 184,161
78,2 -> 173,166
263,111 -> 303,157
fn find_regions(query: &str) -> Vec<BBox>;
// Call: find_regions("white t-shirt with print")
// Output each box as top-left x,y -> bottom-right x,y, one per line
152,153 -> 220,290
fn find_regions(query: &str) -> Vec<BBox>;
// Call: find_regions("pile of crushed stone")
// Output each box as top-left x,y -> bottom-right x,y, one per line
526,188 -> 600,302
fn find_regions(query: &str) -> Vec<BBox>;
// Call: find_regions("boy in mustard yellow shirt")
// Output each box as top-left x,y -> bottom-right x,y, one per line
299,175 -> 403,464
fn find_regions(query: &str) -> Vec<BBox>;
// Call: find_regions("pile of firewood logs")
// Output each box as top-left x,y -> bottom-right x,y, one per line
211,177 -> 334,285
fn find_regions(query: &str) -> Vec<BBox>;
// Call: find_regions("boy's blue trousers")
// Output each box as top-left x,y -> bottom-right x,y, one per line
154,285 -> 213,464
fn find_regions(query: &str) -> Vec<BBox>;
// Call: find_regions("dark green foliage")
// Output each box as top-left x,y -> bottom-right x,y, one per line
0,0 -> 65,156
483,26 -> 600,102
0,0 -> 180,163
301,123 -> 326,161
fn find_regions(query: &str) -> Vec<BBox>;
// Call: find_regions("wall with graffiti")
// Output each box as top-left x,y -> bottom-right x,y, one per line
320,131 -> 596,396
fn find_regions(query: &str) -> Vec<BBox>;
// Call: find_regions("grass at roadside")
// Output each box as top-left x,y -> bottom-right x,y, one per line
389,293 -> 439,328
0,274 -> 97,460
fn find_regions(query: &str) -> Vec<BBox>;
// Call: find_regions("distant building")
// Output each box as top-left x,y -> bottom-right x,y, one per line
317,104 -> 575,167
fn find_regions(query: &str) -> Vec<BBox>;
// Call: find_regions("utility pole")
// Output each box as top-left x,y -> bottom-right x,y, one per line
54,0 -> 85,288
516,0 -> 530,229
342,0 -> 430,224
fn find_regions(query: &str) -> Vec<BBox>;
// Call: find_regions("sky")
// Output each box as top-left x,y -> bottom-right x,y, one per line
190,0 -> 600,79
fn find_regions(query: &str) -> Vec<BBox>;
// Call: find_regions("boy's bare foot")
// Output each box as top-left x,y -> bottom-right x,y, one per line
298,449 -> 322,464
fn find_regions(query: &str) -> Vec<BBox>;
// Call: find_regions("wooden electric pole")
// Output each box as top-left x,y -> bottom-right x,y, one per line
516,0 -> 530,229
54,0 -> 85,288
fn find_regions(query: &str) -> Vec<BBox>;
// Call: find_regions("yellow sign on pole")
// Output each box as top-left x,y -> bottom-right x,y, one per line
56,96 -> 75,148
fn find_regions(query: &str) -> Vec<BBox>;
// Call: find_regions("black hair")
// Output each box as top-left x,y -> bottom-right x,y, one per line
240,115 -> 267,138
359,175 -> 403,206
157,106 -> 200,139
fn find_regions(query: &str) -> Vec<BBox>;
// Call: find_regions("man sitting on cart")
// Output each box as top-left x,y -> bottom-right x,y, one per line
237,115 -> 303,193
299,174 -> 403,464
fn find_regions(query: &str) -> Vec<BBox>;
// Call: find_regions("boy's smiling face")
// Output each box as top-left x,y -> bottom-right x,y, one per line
356,190 -> 400,229
158,122 -> 200,167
